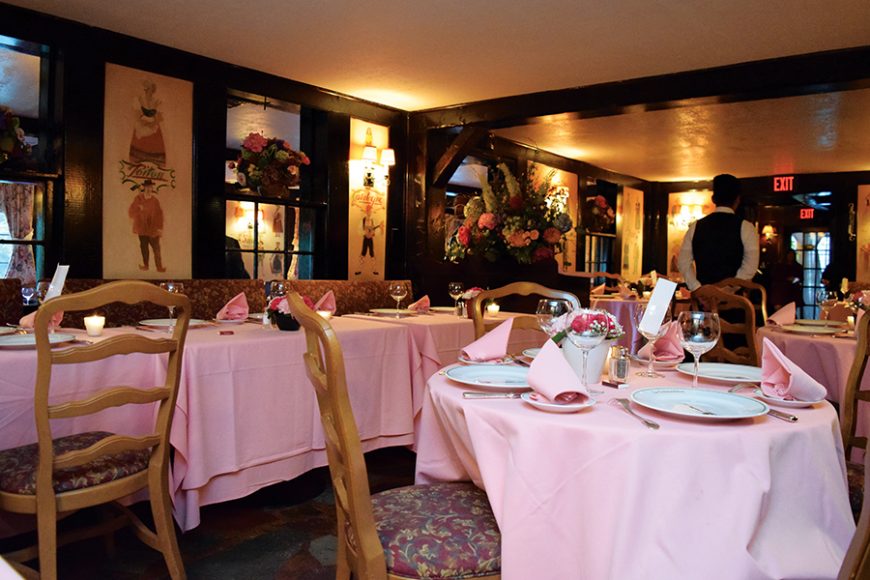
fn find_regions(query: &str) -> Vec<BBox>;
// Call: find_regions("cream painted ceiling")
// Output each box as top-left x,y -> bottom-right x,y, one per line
5,0 -> 870,180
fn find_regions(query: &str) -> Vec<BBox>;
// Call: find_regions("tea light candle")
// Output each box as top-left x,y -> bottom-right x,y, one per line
317,310 -> 333,320
848,315 -> 856,330
642,291 -> 652,300
84,314 -> 105,337
486,303 -> 500,315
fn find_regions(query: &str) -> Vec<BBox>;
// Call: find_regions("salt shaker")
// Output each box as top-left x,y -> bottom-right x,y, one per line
609,346 -> 630,384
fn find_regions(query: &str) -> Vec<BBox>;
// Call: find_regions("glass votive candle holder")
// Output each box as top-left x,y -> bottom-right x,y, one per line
847,315 -> 856,330
642,291 -> 652,300
317,310 -> 333,320
486,302 -> 500,315
84,314 -> 105,337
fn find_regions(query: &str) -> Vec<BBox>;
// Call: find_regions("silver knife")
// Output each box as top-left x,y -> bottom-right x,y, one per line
767,409 -> 798,422
463,392 -> 523,399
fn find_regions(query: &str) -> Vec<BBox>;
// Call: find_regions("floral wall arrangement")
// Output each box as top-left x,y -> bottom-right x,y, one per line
0,106 -> 32,167
230,132 -> 310,197
445,163 -> 575,265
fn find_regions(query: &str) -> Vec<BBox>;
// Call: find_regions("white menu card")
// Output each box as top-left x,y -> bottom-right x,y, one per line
43,265 -> 69,301
637,278 -> 676,335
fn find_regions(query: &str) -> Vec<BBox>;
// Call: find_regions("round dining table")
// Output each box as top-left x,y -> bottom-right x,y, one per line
415,363 -> 854,580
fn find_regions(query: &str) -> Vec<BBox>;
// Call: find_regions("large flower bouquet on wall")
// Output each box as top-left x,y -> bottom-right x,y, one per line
445,163 -> 574,265
231,132 -> 310,195
0,106 -> 32,166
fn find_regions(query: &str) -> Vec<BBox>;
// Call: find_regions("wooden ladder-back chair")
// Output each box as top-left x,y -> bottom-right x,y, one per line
841,428 -> 870,579
690,284 -> 759,366
287,293 -> 501,580
713,277 -> 769,326
841,311 -> 870,523
0,280 -> 191,579
469,282 -> 581,340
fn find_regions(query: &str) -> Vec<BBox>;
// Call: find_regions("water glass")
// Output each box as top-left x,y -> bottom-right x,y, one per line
536,299 -> 574,338
676,311 -> 720,388
448,282 -> 464,316
633,305 -> 670,378
816,289 -> 838,320
389,282 -> 408,317
159,281 -> 184,332
566,309 -> 610,393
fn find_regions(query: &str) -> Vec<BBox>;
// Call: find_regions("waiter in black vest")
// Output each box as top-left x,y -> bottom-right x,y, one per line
677,174 -> 759,291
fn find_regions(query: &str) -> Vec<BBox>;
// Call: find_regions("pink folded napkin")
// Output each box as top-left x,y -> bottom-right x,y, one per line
408,295 -> 430,312
591,283 -> 606,295
461,318 -> 514,361
216,292 -> 249,320
637,320 -> 684,361
527,339 -> 589,404
314,290 -> 336,313
760,337 -> 827,402
19,309 -> 64,330
767,302 -> 796,326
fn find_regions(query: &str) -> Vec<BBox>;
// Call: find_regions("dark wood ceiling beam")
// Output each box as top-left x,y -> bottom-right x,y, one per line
412,46 -> 870,130
430,126 -> 489,187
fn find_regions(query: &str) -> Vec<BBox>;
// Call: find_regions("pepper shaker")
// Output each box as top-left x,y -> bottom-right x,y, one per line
609,346 -> 630,385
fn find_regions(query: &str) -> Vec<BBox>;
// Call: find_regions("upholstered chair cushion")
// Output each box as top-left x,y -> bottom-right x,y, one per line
371,482 -> 501,579
848,459 -> 864,522
0,431 -> 150,495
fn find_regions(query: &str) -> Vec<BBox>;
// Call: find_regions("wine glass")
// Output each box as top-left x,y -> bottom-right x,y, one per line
159,281 -> 185,332
633,305 -> 670,378
20,286 -> 36,306
389,282 -> 408,317
816,289 -> 838,320
536,299 -> 574,338
566,309 -> 610,394
676,311 -> 720,388
448,282 -> 464,317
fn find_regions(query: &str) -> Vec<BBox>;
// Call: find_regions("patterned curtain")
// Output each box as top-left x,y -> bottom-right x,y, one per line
0,182 -> 36,285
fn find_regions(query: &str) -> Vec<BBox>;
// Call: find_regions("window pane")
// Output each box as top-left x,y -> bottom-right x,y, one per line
225,200 -> 256,250
260,204 -> 285,252
0,43 -> 40,119
292,208 -> 316,253
289,254 -> 313,280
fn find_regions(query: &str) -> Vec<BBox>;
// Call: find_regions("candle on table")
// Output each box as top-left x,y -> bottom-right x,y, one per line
84,314 -> 105,337
486,303 -> 500,315
848,315 -> 856,330
317,310 -> 333,320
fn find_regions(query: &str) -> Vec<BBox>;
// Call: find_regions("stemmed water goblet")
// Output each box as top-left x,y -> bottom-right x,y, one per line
566,309 -> 610,395
536,299 -> 574,339
389,282 -> 408,317
816,289 -> 838,321
20,286 -> 36,306
676,311 -> 720,388
448,282 -> 464,317
633,305 -> 670,378
159,281 -> 185,332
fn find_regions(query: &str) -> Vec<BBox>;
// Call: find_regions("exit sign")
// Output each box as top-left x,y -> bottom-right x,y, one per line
800,207 -> 814,219
774,176 -> 795,192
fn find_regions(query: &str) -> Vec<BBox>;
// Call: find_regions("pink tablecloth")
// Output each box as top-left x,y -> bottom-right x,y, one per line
416,367 -> 854,579
0,317 -> 426,532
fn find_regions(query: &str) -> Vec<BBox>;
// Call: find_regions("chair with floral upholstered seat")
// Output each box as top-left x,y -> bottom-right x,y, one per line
287,293 -> 501,580
0,280 -> 190,579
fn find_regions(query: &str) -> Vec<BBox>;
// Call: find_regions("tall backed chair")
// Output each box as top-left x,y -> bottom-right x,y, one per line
713,277 -> 769,326
841,311 -> 870,522
841,432 -> 870,579
0,281 -> 190,579
469,282 -> 581,339
287,293 -> 501,580
690,284 -> 758,366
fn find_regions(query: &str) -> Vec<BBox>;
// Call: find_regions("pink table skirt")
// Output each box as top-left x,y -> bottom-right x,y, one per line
416,367 -> 854,579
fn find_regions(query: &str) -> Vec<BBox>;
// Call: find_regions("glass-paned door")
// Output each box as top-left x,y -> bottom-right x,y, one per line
791,231 -> 830,319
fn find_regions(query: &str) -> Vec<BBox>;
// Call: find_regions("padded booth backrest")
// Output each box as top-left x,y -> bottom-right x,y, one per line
284,279 -> 413,316
0,278 -> 23,325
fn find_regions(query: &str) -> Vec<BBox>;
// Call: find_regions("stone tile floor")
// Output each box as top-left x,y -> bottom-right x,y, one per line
2,447 -> 417,579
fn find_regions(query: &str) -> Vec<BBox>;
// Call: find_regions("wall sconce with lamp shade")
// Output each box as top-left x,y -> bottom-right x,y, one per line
360,127 -> 395,188
761,224 -> 777,240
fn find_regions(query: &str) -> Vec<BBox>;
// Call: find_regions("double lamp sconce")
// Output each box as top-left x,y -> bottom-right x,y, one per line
360,127 -> 395,188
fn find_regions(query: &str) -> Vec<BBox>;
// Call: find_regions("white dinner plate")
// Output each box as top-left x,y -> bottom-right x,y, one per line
780,324 -> 841,335
457,354 -> 515,365
793,319 -> 847,328
753,388 -> 824,408
0,327 -> 17,336
522,347 -> 542,359
445,364 -> 530,391
0,333 -> 77,349
214,318 -> 246,325
139,318 -> 210,329
521,392 -> 595,413
631,387 -> 769,420
629,353 -> 685,369
430,306 -> 457,314
675,362 -> 762,383
369,308 -> 418,316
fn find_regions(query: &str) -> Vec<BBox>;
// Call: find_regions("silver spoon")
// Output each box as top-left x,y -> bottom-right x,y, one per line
609,398 -> 660,430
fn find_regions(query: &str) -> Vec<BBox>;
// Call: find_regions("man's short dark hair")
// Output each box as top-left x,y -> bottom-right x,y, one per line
712,174 -> 741,206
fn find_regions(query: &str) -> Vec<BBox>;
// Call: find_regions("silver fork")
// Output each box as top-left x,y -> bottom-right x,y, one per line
609,398 -> 660,430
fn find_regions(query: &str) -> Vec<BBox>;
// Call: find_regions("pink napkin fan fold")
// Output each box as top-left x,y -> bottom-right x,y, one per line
527,340 -> 590,404
590,283 -> 606,296
408,295 -> 430,312
314,290 -> 337,313
461,318 -> 514,361
637,321 -> 684,361
760,337 -> 827,402
216,292 -> 249,320
767,302 -> 796,326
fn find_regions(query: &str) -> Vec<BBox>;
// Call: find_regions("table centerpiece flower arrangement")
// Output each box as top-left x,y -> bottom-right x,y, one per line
0,106 -> 32,167
550,310 -> 624,344
267,294 -> 315,330
445,163 -> 575,265
847,290 -> 870,313
230,132 -> 310,197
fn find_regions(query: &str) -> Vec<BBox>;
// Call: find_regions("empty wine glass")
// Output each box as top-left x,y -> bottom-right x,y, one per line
159,281 -> 185,332
448,282 -> 464,317
816,289 -> 838,320
536,299 -> 574,338
633,304 -> 670,378
566,309 -> 610,394
21,286 -> 36,306
676,311 -> 720,388
389,282 -> 408,317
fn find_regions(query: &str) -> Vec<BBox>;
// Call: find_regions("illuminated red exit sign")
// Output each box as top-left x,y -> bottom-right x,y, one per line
774,176 -> 795,192
800,208 -> 814,219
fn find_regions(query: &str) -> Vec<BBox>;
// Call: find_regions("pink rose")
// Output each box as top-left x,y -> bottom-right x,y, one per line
529,229 -> 540,240
532,246 -> 554,262
543,227 -> 562,244
570,311 -> 610,334
477,212 -> 498,230
242,132 -> 268,153
269,297 -> 291,314
458,225 -> 471,247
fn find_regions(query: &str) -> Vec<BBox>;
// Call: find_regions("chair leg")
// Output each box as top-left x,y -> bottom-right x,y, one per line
335,522 -> 351,580
150,474 -> 186,580
36,504 -> 58,580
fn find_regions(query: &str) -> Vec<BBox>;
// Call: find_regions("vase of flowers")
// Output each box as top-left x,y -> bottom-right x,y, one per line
445,164 -> 575,266
558,311 -> 625,384
267,296 -> 306,331
0,106 -> 32,167
230,132 -> 310,198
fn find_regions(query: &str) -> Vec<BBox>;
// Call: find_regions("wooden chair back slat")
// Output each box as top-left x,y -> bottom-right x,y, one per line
53,435 -> 161,470
714,277 -> 769,325
690,284 -> 758,366
840,429 -> 870,579
52,335 -> 177,364
841,312 -> 870,458
469,282 -> 580,339
48,387 -> 171,420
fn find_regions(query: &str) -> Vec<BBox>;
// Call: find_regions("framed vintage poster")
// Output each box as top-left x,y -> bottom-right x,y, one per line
348,119 -> 389,280
858,184 -> 870,281
102,63 -> 192,278
619,186 -> 644,281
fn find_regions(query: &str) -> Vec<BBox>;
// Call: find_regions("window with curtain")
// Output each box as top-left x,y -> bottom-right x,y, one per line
0,180 -> 44,284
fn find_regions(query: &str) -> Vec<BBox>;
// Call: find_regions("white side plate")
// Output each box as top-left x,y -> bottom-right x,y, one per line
521,392 -> 595,413
445,364 -> 529,391
754,388 -> 823,409
631,387 -> 768,420
629,353 -> 684,369
0,333 -> 76,349
675,362 -> 762,383
522,347 -> 542,359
